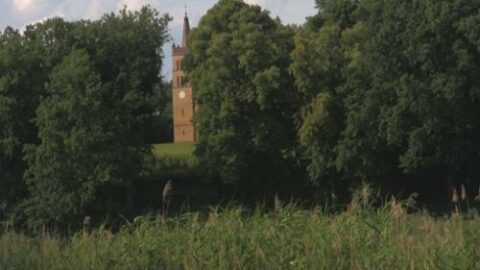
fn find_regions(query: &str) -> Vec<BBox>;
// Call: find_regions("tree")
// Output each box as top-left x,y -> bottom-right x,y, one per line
145,81 -> 173,144
337,0 -> 480,195
23,50 -> 106,226
0,18 -> 97,222
22,7 -> 171,227
0,28 -> 31,218
291,0 -> 366,195
293,0 -> 480,202
184,0 -> 301,197
0,25 -> 52,219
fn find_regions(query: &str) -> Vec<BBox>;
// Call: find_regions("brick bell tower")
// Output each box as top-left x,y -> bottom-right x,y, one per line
172,12 -> 195,142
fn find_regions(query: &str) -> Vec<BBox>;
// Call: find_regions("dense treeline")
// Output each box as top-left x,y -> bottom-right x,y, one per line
186,0 -> 480,204
0,7 -> 171,228
183,0 -> 303,199
303,0 -> 480,199
1,0 -> 480,229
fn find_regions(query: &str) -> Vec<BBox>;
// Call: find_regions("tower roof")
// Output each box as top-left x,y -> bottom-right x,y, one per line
182,13 -> 190,48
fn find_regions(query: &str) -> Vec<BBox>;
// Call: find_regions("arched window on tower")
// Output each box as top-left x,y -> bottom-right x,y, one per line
176,60 -> 180,70
181,109 -> 184,117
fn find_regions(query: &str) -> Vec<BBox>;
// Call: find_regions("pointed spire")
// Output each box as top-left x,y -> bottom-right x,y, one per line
182,5 -> 190,48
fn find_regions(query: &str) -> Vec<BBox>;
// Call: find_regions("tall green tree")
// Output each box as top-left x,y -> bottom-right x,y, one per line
338,0 -> 480,188
0,21 -> 63,218
184,0 -> 301,197
0,28 -> 33,218
23,50 -> 106,226
0,18 -> 96,221
291,0 -> 366,193
293,0 -> 480,200
23,7 -> 171,227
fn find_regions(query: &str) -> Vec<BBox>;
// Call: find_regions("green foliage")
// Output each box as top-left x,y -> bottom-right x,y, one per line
24,49 -> 131,227
2,200 -> 480,269
184,0 -> 302,195
291,0 -> 364,188
0,26 -> 47,219
0,28 -> 27,219
146,82 -> 173,144
0,7 -> 172,228
315,0 -> 360,29
293,0 -> 480,194
338,0 -> 480,183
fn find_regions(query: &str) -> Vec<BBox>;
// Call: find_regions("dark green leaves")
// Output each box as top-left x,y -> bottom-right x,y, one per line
185,0 -> 301,194
0,7 -> 171,228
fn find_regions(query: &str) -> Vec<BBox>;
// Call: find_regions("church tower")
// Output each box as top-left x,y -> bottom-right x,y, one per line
172,13 -> 195,142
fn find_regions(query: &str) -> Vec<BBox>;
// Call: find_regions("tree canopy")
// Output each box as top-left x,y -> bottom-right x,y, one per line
184,0 -> 302,196
0,7 -> 171,227
293,0 -> 480,197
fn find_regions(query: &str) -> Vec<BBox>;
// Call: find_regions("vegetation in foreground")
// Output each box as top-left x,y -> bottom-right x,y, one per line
1,191 -> 480,270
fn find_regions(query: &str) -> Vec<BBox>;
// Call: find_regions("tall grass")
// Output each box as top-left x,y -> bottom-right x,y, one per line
1,195 -> 480,269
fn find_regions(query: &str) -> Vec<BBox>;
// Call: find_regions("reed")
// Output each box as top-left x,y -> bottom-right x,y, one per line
1,195 -> 480,269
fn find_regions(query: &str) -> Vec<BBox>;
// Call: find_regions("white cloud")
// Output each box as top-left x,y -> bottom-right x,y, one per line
244,0 -> 268,6
12,0 -> 153,22
117,0 -> 152,11
13,0 -> 34,11
84,1 -> 111,19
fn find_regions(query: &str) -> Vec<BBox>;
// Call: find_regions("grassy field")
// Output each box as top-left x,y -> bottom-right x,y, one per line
153,142 -> 194,158
150,142 -> 197,171
2,192 -> 480,269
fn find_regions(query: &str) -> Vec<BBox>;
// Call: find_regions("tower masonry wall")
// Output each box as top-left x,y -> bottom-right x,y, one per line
171,47 -> 194,142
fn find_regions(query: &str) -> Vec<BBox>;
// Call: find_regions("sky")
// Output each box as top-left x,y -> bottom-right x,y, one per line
0,0 -> 317,78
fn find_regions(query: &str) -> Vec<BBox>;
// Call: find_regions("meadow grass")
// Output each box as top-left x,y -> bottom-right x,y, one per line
153,142 -> 194,158
151,142 -> 197,171
2,193 -> 480,269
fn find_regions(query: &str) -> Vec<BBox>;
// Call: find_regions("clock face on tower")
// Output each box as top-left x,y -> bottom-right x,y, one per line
178,90 -> 186,99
